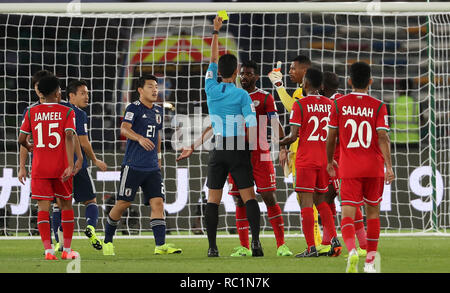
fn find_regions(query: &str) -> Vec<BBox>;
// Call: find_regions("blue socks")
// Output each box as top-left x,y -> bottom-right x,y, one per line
104,215 -> 119,244
52,206 -> 61,242
85,203 -> 99,228
150,218 -> 166,246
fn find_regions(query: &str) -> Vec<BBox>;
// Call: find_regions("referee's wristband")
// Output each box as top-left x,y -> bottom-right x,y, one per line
212,30 -> 219,35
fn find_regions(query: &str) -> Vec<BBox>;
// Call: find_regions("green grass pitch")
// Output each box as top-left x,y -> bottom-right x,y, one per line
0,236 -> 449,273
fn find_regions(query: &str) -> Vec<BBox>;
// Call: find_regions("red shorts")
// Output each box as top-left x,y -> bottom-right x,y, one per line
294,166 -> 329,194
228,151 -> 276,195
31,177 -> 73,201
340,177 -> 384,207
329,165 -> 340,191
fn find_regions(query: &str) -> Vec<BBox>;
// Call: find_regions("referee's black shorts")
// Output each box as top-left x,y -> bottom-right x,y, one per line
206,135 -> 254,190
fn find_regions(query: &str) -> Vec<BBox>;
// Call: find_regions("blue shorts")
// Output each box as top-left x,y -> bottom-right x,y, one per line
73,168 -> 96,203
117,165 -> 165,205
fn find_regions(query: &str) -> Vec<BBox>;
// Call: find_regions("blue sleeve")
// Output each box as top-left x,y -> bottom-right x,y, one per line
205,62 -> 219,94
157,106 -> 164,130
241,92 -> 257,127
123,104 -> 137,125
75,110 -> 88,136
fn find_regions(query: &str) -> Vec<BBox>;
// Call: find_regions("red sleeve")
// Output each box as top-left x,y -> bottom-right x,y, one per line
65,108 -> 76,133
264,93 -> 278,113
328,100 -> 338,129
289,101 -> 302,126
19,109 -> 31,134
376,103 -> 390,131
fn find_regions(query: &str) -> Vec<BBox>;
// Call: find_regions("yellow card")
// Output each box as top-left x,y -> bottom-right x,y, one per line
217,10 -> 229,21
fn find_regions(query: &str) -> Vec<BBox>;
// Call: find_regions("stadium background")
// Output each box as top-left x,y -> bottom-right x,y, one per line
0,0 -> 448,236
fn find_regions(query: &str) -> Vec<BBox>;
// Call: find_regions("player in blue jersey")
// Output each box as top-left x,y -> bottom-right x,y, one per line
102,74 -> 182,256
51,80 -> 107,251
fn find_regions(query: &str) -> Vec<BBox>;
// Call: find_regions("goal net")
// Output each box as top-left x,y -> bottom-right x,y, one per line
0,4 -> 449,237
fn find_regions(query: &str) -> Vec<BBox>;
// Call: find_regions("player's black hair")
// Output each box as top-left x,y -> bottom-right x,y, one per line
241,60 -> 259,75
66,79 -> 88,98
304,68 -> 323,89
350,62 -> 371,89
322,71 -> 340,90
137,74 -> 158,90
292,54 -> 312,66
37,74 -> 60,97
32,70 -> 53,87
218,54 -> 238,78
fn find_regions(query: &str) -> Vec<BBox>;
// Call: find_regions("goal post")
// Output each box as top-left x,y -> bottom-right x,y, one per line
0,2 -> 449,238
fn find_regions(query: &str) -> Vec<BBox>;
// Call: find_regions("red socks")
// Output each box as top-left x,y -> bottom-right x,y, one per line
366,218 -> 380,263
301,207 -> 315,249
354,208 -> 367,250
317,202 -> 337,246
341,216 -> 356,252
61,209 -> 75,249
235,205 -> 249,249
267,204 -> 285,248
37,211 -> 52,250
328,202 -> 337,216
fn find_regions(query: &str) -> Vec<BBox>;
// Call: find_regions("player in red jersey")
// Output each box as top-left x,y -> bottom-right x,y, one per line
321,71 -> 367,258
19,74 -> 82,260
177,60 -> 292,257
279,68 -> 339,257
227,60 -> 292,257
327,62 -> 395,273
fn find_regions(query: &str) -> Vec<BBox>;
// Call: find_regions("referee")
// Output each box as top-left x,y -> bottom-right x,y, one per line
204,16 -> 263,257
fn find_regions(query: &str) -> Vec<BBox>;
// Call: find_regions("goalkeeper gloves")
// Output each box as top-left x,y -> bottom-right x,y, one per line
268,61 -> 284,89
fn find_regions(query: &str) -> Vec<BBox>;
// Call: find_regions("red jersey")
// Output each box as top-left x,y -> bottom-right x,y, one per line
329,92 -> 344,163
329,92 -> 390,178
290,95 -> 332,168
249,88 -> 278,153
20,103 -> 76,179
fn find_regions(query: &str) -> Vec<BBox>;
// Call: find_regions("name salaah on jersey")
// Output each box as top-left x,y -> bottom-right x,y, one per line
341,105 -> 374,118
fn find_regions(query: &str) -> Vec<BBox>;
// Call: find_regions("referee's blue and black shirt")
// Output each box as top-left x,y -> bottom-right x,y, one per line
205,62 -> 257,137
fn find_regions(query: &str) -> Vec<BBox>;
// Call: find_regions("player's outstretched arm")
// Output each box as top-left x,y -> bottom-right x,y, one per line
377,129 -> 395,185
326,128 -> 339,178
268,62 -> 295,112
176,125 -> 213,161
121,121 -> 155,151
78,135 -> 107,171
210,16 -> 223,64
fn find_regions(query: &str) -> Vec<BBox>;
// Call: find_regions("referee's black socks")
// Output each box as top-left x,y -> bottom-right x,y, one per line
205,202 -> 219,249
245,199 -> 261,242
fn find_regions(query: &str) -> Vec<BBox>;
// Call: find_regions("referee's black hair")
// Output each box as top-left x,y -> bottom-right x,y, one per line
304,68 -> 323,89
32,69 -> 53,87
292,54 -> 311,66
218,54 -> 238,78
37,74 -> 60,97
350,62 -> 371,89
66,79 -> 88,98
322,71 -> 340,90
241,60 -> 259,75
137,74 -> 158,89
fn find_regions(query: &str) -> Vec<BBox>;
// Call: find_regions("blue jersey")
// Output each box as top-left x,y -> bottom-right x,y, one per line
205,63 -> 257,137
122,100 -> 163,172
69,103 -> 89,169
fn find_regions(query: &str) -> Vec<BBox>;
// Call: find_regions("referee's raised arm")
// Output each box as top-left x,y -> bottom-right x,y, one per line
204,15 -> 263,258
